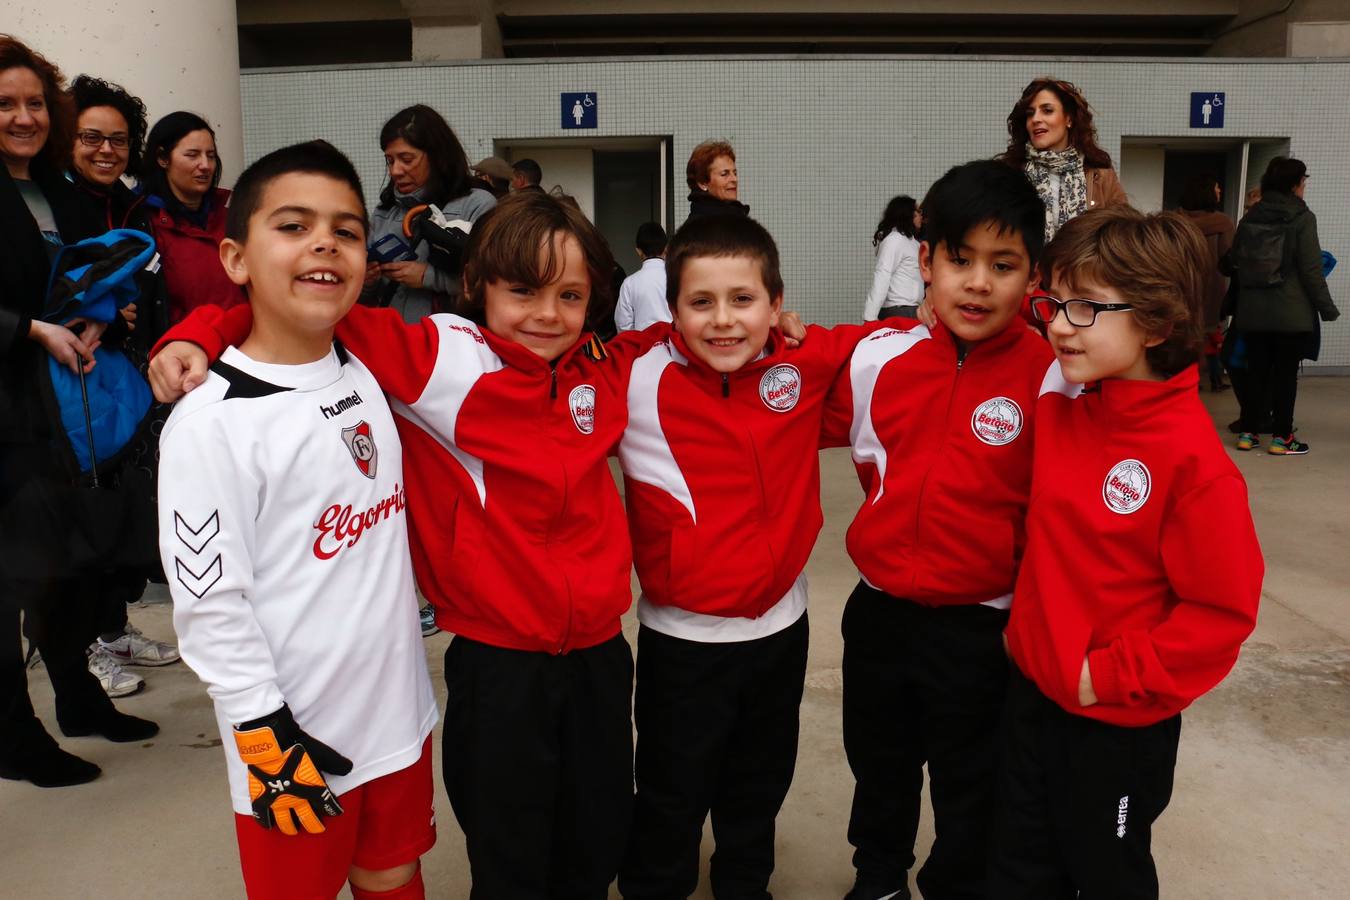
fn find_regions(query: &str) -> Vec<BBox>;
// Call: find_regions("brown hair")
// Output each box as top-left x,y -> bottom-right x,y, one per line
665,213 -> 783,307
1002,78 -> 1112,170
1040,207 -> 1207,379
0,35 -> 76,172
685,140 -> 736,192
460,191 -> 616,333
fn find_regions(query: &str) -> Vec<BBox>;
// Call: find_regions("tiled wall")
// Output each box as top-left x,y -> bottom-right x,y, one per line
242,56 -> 1350,367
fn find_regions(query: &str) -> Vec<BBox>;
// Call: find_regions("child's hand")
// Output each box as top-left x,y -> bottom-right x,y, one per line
28,320 -> 97,374
779,311 -> 806,348
364,261 -> 381,288
149,340 -> 210,402
381,260 -> 428,289
1078,657 -> 1098,707
915,299 -> 937,329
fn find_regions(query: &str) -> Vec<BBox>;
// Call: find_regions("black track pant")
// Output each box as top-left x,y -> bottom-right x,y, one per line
1239,331 -> 1305,436
620,614 -> 809,900
988,669 -> 1181,900
842,581 -> 1009,900
442,633 -> 635,900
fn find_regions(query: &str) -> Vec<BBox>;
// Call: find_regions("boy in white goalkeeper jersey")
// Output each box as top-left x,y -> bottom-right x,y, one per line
155,142 -> 437,900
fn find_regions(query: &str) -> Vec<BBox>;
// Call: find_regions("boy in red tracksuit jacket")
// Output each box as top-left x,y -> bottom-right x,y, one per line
822,160 -> 1061,900
151,192 -> 667,898
616,216 -> 882,900
992,208 -> 1263,899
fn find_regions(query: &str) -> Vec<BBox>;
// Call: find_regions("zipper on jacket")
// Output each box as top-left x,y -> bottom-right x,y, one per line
550,367 -> 558,400
910,345 -> 964,593
722,372 -> 730,398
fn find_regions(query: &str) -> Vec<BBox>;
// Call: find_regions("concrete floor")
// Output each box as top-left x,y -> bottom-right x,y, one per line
4,378 -> 1348,899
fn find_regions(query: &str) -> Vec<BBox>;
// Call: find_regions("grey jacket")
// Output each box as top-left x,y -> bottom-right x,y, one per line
364,186 -> 496,322
1231,191 -> 1339,334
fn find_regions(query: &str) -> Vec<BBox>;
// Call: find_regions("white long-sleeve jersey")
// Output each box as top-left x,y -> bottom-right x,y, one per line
157,343 -> 437,815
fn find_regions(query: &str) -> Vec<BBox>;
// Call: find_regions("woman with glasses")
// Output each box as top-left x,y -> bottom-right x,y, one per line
141,110 -> 244,324
1001,78 -> 1127,243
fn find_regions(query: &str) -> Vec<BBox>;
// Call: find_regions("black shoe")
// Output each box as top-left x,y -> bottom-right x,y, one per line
60,708 -> 159,743
844,875 -> 908,900
0,744 -> 102,787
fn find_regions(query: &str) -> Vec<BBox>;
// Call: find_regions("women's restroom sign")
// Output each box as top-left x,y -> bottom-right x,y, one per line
562,92 -> 598,129
1190,92 -> 1225,128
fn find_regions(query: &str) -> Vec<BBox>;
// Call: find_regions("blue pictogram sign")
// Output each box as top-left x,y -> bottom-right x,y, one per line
562,93 -> 597,129
1190,92 -> 1225,129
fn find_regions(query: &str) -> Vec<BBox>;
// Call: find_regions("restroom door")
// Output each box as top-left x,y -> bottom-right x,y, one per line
593,150 -> 661,276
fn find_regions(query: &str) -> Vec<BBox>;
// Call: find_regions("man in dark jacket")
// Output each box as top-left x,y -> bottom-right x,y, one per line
1229,157 -> 1339,456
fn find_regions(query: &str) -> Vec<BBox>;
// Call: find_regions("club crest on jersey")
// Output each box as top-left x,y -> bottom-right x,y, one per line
760,364 -> 802,412
569,384 -> 597,435
971,396 -> 1023,446
1103,459 -> 1151,514
341,421 -> 378,479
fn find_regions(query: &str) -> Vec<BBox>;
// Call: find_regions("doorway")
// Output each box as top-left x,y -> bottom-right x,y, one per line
1119,137 -> 1290,219
497,136 -> 673,277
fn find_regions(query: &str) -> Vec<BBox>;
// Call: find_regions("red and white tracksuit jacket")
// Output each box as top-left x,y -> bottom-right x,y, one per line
620,324 -> 877,620
822,320 -> 1062,607
159,303 -> 663,654
1005,365 -> 1264,727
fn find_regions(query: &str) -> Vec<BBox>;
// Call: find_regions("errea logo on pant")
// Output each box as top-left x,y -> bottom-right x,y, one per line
1117,795 -> 1129,838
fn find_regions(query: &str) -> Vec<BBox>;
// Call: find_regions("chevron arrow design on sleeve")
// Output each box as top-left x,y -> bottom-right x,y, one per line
175,511 -> 221,555
175,555 -> 223,599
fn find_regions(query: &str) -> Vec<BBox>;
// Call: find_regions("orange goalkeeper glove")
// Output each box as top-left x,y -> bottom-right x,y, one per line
233,704 -> 353,835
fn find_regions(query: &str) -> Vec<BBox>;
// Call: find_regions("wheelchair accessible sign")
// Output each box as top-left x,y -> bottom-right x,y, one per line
562,92 -> 597,129
1190,92 -> 1225,128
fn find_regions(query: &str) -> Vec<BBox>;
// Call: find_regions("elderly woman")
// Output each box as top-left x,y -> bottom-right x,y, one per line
0,35 -> 158,789
1000,78 -> 1127,242
140,111 -> 243,324
365,105 -> 497,323
686,140 -> 749,220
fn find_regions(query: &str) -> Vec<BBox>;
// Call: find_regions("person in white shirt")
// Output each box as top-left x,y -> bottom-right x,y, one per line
864,195 -> 925,321
615,221 -> 671,332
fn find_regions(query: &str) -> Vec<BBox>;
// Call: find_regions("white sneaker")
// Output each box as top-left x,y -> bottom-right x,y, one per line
87,645 -> 144,698
98,623 -> 181,667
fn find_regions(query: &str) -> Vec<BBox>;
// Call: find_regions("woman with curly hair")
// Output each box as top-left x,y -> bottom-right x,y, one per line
1,35 -> 158,789
1001,77 -> 1128,242
364,104 -> 496,321
685,140 -> 749,220
864,194 -> 924,321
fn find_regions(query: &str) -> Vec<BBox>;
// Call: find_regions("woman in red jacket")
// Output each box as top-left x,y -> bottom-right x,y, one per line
140,111 -> 244,324
993,208 -> 1264,899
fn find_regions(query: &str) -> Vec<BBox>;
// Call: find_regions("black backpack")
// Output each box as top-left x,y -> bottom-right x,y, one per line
1231,210 -> 1295,289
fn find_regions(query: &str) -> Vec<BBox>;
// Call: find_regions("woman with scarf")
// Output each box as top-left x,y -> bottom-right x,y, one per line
685,140 -> 749,221
365,104 -> 496,322
1001,78 -> 1127,243
140,111 -> 244,324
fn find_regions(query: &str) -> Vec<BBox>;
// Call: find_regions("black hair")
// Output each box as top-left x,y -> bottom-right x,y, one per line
70,74 -> 148,174
224,140 -> 367,241
377,104 -> 471,209
635,221 -> 668,258
512,158 -> 542,185
665,214 -> 783,307
921,159 -> 1045,268
1260,157 -> 1307,194
141,111 -> 221,198
873,195 -> 919,246
1178,172 -> 1221,213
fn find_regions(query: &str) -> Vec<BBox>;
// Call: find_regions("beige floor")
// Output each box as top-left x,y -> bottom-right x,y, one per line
4,378 -> 1348,899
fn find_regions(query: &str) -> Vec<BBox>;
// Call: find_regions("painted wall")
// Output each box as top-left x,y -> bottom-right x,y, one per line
241,55 -> 1350,366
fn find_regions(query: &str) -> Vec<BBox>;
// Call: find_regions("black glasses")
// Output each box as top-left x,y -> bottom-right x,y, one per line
75,130 -> 130,150
1030,295 -> 1134,327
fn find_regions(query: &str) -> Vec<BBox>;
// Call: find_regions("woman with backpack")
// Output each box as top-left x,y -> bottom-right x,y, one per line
1230,157 -> 1340,456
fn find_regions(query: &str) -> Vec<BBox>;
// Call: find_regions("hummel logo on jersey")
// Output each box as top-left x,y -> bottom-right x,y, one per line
174,510 -> 220,554
175,555 -> 223,599
1116,795 -> 1129,838
173,510 -> 223,598
320,391 -> 363,420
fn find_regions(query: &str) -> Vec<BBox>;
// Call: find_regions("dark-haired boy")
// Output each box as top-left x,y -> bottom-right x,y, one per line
618,215 -> 883,900
615,221 -> 670,332
157,141 -> 437,900
824,159 -> 1071,900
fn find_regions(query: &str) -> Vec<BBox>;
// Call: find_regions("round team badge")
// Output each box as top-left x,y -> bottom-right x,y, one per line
970,396 -> 1024,446
569,384 -> 596,435
759,364 -> 802,412
1102,459 -> 1152,515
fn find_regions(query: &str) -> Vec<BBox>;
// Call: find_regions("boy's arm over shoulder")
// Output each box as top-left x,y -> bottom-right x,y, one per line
158,399 -> 285,725
817,321 -> 909,448
152,303 -> 253,362
331,304 -> 445,404
1087,473 -> 1264,710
